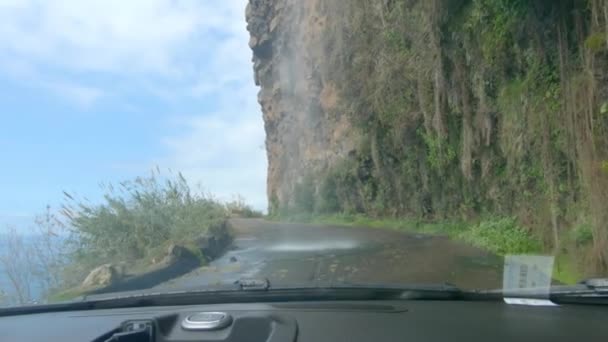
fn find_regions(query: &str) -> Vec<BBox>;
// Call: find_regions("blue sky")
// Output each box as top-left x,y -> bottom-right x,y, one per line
0,0 -> 267,230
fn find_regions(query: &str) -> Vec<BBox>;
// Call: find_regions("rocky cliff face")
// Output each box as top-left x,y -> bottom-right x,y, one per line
246,0 -> 356,209
247,0 -> 608,267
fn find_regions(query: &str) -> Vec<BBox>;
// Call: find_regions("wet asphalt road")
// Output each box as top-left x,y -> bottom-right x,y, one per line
155,219 -> 504,291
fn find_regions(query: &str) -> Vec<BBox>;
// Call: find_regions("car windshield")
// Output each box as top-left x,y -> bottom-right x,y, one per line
1,0 -> 607,307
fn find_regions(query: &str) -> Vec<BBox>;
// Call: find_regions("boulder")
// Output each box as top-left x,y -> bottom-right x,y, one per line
160,244 -> 196,265
196,222 -> 232,260
82,264 -> 120,288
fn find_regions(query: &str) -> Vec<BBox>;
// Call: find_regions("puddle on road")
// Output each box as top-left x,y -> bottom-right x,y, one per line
267,240 -> 359,252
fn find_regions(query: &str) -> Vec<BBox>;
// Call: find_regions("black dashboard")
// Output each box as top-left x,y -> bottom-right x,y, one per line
1,299 -> 607,341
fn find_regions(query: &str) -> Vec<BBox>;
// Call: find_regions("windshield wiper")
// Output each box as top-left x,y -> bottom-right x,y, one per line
235,278 -> 271,291
5,278 -> 605,317
578,278 -> 608,293
470,278 -> 608,305
547,278 -> 608,305
0,280 -> 470,317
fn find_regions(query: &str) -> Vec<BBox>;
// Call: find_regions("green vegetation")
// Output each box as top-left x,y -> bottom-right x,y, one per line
458,218 -> 541,255
59,171 -> 229,288
0,170 -> 250,305
279,0 -> 608,276
62,173 -> 222,268
226,196 -> 264,218
585,32 -> 607,52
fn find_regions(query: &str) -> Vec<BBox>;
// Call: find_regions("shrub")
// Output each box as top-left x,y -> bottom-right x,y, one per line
62,172 -> 228,266
0,207 -> 68,304
602,160 -> 608,175
459,217 -> 541,255
585,32 -> 606,52
225,196 -> 263,218
570,222 -> 594,247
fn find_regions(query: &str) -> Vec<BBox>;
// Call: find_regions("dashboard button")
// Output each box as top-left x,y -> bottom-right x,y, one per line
181,312 -> 233,331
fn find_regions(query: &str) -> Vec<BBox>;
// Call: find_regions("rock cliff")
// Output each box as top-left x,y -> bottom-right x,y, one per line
247,0 -> 608,267
246,0 -> 357,209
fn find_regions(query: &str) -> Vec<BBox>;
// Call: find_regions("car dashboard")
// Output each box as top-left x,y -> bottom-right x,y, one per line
1,300 -> 606,341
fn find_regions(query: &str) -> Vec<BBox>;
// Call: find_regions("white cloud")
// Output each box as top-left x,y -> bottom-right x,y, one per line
152,1 -> 267,211
162,85 -> 268,211
41,80 -> 104,107
0,56 -> 105,107
1,0 -> 203,75
0,0 -> 268,210
0,0 -> 253,101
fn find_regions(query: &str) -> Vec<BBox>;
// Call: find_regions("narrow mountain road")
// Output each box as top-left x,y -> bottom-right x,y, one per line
155,218 -> 503,291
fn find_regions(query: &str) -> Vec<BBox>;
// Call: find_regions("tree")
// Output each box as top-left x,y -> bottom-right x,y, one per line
0,227 -> 35,305
0,207 -> 67,305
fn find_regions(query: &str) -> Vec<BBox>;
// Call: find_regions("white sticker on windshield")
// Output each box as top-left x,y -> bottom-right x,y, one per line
503,255 -> 557,306
504,298 -> 558,306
